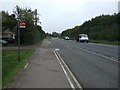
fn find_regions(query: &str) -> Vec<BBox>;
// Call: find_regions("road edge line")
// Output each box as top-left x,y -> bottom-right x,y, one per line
55,50 -> 83,89
53,50 -> 75,90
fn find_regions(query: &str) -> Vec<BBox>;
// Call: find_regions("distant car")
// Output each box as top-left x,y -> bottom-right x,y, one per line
76,34 -> 89,43
64,36 -> 70,40
0,40 -> 8,46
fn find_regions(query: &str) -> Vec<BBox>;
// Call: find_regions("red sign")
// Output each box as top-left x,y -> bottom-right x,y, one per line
19,22 -> 26,28
19,22 -> 25,26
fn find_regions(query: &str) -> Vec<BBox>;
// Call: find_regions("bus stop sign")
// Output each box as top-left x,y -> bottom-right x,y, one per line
19,22 -> 26,28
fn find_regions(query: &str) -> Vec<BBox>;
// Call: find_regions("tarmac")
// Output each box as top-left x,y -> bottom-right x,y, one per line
5,39 -> 71,88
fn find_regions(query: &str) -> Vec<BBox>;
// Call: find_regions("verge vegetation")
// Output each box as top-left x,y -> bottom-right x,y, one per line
61,13 -> 120,45
2,50 -> 34,87
2,5 -> 46,45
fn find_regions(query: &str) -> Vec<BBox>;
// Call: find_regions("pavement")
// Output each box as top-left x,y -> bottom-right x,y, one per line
5,39 -> 71,88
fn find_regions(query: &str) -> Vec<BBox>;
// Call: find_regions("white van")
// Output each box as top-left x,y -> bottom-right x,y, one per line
76,34 -> 89,43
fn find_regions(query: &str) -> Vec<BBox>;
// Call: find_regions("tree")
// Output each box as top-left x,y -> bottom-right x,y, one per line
2,11 -> 17,33
61,13 -> 119,41
52,32 -> 59,37
13,5 -> 45,44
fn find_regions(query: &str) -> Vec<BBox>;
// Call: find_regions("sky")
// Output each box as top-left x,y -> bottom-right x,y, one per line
1,0 -> 119,33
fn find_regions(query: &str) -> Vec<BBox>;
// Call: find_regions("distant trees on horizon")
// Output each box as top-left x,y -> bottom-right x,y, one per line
61,13 -> 119,41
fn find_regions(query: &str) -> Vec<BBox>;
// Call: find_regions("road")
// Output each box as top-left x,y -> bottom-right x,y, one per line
5,39 -> 72,88
49,38 -> 119,88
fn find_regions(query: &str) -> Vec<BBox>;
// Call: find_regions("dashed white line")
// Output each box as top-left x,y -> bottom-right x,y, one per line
76,46 -> 119,63
55,48 -> 60,51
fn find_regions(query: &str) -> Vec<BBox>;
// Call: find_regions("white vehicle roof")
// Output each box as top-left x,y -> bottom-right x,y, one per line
79,34 -> 88,37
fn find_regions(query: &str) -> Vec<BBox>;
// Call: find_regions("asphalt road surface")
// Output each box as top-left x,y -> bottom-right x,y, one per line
49,38 -> 119,88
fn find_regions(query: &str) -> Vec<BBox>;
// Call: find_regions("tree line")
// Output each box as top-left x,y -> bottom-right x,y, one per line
1,6 -> 46,44
61,13 -> 120,41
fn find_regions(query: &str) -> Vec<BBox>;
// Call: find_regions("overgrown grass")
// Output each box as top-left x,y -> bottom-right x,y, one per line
0,50 -> 2,89
33,39 -> 44,45
46,36 -> 52,39
2,50 -> 34,88
61,37 -> 119,45
89,40 -> 119,45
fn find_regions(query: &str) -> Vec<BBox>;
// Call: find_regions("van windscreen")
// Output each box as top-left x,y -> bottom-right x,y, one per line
80,34 -> 88,37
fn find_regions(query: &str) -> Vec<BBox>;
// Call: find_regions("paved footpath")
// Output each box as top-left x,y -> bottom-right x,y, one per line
6,39 -> 71,88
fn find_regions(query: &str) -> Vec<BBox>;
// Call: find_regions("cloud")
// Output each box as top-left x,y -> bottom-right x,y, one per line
1,0 -> 119,2
1,0 -> 119,33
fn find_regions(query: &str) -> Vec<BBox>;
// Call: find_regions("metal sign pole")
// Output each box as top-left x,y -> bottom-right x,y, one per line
17,6 -> 21,62
18,22 -> 20,61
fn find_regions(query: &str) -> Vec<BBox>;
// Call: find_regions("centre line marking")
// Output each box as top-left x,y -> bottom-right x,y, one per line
75,46 -> 119,63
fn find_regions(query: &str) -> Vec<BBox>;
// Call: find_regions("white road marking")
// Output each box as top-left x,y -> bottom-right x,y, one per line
76,46 -> 119,63
55,48 -> 60,51
48,41 -> 51,44
53,50 -> 75,89
24,63 -> 29,69
35,51 -> 39,54
55,50 -> 83,89
53,50 -> 83,90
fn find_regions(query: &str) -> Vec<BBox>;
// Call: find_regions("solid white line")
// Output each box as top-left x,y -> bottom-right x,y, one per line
76,46 -> 119,63
53,50 -> 75,90
24,63 -> 29,69
56,51 -> 83,89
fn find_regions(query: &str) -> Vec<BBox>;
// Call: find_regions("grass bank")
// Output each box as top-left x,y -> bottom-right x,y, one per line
89,40 -> 119,45
62,37 -> 119,45
6,39 -> 44,47
0,50 -> 2,89
2,50 -> 34,88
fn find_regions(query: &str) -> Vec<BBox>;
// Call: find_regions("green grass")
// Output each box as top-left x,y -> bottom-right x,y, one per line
5,39 -> 45,47
89,40 -> 119,45
67,38 -> 119,45
32,39 -> 44,45
60,37 -> 119,45
4,44 -> 17,47
0,50 -> 2,89
2,50 -> 34,88
46,36 -> 52,39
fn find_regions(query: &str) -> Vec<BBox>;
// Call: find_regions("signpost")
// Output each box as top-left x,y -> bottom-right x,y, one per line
18,22 -> 26,61
19,22 -> 26,28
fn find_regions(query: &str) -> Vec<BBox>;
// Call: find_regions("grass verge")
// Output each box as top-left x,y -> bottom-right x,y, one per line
46,37 -> 52,39
5,39 -> 44,47
89,40 -> 119,45
2,50 -> 34,88
0,50 -> 2,89
62,38 -> 119,45
60,37 -> 119,45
